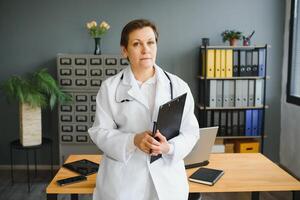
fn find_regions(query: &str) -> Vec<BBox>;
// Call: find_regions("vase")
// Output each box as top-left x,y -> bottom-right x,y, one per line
94,37 -> 101,55
229,39 -> 237,46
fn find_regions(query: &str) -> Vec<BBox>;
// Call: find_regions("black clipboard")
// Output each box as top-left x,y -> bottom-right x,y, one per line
150,93 -> 187,163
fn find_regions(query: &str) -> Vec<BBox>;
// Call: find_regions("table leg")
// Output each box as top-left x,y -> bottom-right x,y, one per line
251,192 -> 259,200
188,193 -> 201,200
71,194 -> 79,200
34,149 -> 37,177
293,191 -> 300,200
47,194 -> 57,200
26,149 -> 30,192
10,144 -> 14,185
50,141 -> 53,177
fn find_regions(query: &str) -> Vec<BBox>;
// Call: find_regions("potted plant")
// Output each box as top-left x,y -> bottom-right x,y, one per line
221,30 -> 242,46
1,68 -> 72,147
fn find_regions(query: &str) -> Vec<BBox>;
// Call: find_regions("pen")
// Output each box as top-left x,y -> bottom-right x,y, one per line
150,122 -> 157,155
152,121 -> 157,137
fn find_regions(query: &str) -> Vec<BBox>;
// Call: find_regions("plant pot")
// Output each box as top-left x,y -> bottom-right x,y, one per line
229,39 -> 237,46
19,103 -> 42,147
94,37 -> 101,55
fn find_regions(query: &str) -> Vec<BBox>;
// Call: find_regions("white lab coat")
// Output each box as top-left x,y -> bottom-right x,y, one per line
88,64 -> 199,200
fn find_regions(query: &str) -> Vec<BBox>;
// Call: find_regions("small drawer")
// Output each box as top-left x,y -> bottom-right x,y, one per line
61,125 -> 73,133
60,79 -> 72,86
76,135 -> 88,143
105,58 -> 117,65
90,58 -> 102,65
60,115 -> 72,122
105,68 -> 118,76
75,79 -> 87,86
60,105 -> 72,112
75,69 -> 87,76
60,69 -> 72,76
75,58 -> 87,65
90,94 -> 97,102
91,79 -> 102,87
91,104 -> 96,112
75,115 -> 88,122
120,58 -> 129,66
76,105 -> 88,112
235,140 -> 259,153
75,94 -> 88,102
61,135 -> 73,142
59,58 -> 72,65
76,125 -> 88,132
90,69 -> 102,76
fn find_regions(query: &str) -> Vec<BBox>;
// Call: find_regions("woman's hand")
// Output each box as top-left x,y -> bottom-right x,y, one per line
150,130 -> 170,156
134,131 -> 160,154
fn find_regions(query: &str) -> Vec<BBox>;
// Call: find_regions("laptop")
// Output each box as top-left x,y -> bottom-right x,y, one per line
184,126 -> 218,169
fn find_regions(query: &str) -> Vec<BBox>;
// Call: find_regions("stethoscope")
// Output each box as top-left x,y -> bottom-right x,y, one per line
116,70 -> 173,103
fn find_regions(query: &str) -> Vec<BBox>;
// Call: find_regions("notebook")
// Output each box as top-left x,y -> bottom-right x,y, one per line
184,126 -> 218,169
62,159 -> 99,176
150,93 -> 187,163
189,167 -> 224,186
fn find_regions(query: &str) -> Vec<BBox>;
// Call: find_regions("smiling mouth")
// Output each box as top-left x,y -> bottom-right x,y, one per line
140,58 -> 151,60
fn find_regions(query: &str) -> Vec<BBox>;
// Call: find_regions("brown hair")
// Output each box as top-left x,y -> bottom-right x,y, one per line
120,19 -> 159,48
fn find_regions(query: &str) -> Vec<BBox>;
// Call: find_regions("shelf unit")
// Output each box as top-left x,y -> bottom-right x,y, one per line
198,45 -> 269,153
57,54 -> 128,164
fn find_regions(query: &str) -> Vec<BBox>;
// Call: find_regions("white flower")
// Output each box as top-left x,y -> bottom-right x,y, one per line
100,21 -> 110,30
86,21 -> 97,29
86,20 -> 110,38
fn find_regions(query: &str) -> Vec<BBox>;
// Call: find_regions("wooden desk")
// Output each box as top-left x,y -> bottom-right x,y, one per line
46,154 -> 300,200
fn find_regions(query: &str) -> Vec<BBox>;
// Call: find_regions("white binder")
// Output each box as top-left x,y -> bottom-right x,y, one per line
235,80 -> 243,107
248,80 -> 255,106
255,79 -> 264,106
241,80 -> 249,107
209,80 -> 217,107
223,80 -> 235,107
216,80 -> 223,107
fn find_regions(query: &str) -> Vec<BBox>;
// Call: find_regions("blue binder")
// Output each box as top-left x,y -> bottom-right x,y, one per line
252,110 -> 259,136
258,49 -> 266,76
257,110 -> 264,136
245,110 -> 252,136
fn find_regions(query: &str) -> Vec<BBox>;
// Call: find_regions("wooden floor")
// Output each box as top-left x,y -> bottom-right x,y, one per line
0,170 -> 293,200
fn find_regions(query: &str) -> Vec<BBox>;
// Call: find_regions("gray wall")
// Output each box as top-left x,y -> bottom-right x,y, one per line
280,0 -> 300,178
0,0 -> 285,165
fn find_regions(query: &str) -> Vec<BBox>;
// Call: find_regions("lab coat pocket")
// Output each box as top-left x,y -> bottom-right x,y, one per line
101,156 -> 125,191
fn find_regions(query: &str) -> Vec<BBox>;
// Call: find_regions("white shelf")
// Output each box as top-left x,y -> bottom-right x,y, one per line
216,135 -> 267,139
197,76 -> 270,80
197,104 -> 269,110
200,45 -> 271,49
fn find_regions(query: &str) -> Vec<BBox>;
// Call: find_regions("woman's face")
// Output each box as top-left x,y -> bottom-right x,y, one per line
122,27 -> 157,71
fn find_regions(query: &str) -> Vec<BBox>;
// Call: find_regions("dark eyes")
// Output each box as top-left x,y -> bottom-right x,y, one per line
133,42 -> 140,47
132,41 -> 155,47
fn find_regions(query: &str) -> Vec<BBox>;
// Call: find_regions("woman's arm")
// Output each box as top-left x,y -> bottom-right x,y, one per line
88,84 -> 137,163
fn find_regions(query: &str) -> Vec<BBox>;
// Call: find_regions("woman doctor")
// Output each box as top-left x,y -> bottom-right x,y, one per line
88,19 -> 199,200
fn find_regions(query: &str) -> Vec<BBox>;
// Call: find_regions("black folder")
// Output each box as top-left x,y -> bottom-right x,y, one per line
150,93 -> 187,163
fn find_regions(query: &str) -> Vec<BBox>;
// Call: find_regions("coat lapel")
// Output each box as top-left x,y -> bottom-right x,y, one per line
117,67 -> 149,110
151,65 -> 172,122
